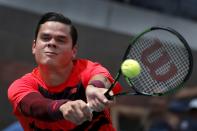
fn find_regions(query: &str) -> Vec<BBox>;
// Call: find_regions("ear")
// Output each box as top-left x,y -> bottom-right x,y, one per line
72,44 -> 78,59
32,40 -> 36,55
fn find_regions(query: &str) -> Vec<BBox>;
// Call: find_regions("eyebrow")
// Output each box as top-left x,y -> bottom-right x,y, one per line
57,35 -> 67,39
40,32 -> 68,39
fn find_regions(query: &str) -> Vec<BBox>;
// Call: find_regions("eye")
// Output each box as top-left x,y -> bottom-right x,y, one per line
57,38 -> 66,43
56,36 -> 67,44
40,34 -> 51,42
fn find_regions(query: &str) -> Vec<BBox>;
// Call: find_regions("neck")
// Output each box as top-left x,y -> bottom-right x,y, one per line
38,62 -> 73,87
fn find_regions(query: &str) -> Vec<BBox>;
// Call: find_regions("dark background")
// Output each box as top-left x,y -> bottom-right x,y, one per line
0,3 -> 197,130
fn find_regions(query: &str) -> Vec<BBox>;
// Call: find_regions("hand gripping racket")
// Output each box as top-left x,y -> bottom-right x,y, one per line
104,26 -> 193,100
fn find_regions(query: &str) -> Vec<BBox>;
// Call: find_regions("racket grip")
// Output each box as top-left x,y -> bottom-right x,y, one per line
104,92 -> 113,100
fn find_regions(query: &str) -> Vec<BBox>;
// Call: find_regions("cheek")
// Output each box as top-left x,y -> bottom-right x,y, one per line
34,47 -> 41,56
34,42 -> 45,53
33,45 -> 45,61
62,50 -> 73,59
59,48 -> 74,61
61,46 -> 74,55
34,51 -> 43,63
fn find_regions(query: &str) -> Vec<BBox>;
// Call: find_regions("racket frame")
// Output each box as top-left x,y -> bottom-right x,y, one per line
104,26 -> 193,99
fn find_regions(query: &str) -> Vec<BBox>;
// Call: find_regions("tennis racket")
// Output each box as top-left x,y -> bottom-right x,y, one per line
104,26 -> 193,100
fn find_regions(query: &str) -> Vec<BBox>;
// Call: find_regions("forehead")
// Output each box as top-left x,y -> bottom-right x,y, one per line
39,21 -> 71,35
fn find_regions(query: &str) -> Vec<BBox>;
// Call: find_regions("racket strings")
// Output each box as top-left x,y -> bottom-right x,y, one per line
127,31 -> 191,95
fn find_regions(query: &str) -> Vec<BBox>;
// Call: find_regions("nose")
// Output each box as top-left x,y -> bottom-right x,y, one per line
47,43 -> 57,49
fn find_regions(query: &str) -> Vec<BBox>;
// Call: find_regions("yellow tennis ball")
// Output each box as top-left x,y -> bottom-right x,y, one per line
121,59 -> 141,78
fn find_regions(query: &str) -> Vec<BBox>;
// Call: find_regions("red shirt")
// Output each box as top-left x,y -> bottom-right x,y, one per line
8,59 -> 121,131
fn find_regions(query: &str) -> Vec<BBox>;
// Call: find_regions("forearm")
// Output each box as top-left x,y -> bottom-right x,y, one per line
88,74 -> 122,95
18,92 -> 68,121
88,74 -> 111,89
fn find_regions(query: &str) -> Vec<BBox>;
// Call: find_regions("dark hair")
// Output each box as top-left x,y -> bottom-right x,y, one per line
35,12 -> 78,46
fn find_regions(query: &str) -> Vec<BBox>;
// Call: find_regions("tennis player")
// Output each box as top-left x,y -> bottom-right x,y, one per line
8,12 -> 121,131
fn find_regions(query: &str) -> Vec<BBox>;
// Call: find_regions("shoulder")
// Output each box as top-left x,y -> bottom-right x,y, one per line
75,59 -> 105,69
9,73 -> 33,85
76,59 -> 111,84
74,59 -> 96,65
74,59 -> 109,76
8,71 -> 38,97
8,72 -> 39,112
11,72 -> 37,86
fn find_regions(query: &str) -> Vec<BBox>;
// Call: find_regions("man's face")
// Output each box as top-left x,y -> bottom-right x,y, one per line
32,21 -> 77,68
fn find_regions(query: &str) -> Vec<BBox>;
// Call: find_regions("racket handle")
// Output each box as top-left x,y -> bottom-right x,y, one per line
104,92 -> 113,100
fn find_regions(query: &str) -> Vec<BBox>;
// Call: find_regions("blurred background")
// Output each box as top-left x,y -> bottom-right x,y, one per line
0,0 -> 197,130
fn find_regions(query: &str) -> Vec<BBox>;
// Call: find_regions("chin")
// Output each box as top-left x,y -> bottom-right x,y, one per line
38,59 -> 56,66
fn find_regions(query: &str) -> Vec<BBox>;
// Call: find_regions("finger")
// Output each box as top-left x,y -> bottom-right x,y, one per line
60,104 -> 78,124
95,92 -> 109,105
103,91 -> 114,105
86,103 -> 93,113
83,103 -> 93,121
97,97 -> 114,111
87,102 -> 94,112
68,106 -> 83,125
74,108 -> 87,125
91,99 -> 105,112
73,102 -> 92,124
66,113 -> 79,125
103,98 -> 114,106
109,90 -> 114,96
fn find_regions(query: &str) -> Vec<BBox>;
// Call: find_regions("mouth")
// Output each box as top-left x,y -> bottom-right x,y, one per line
44,51 -> 58,56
